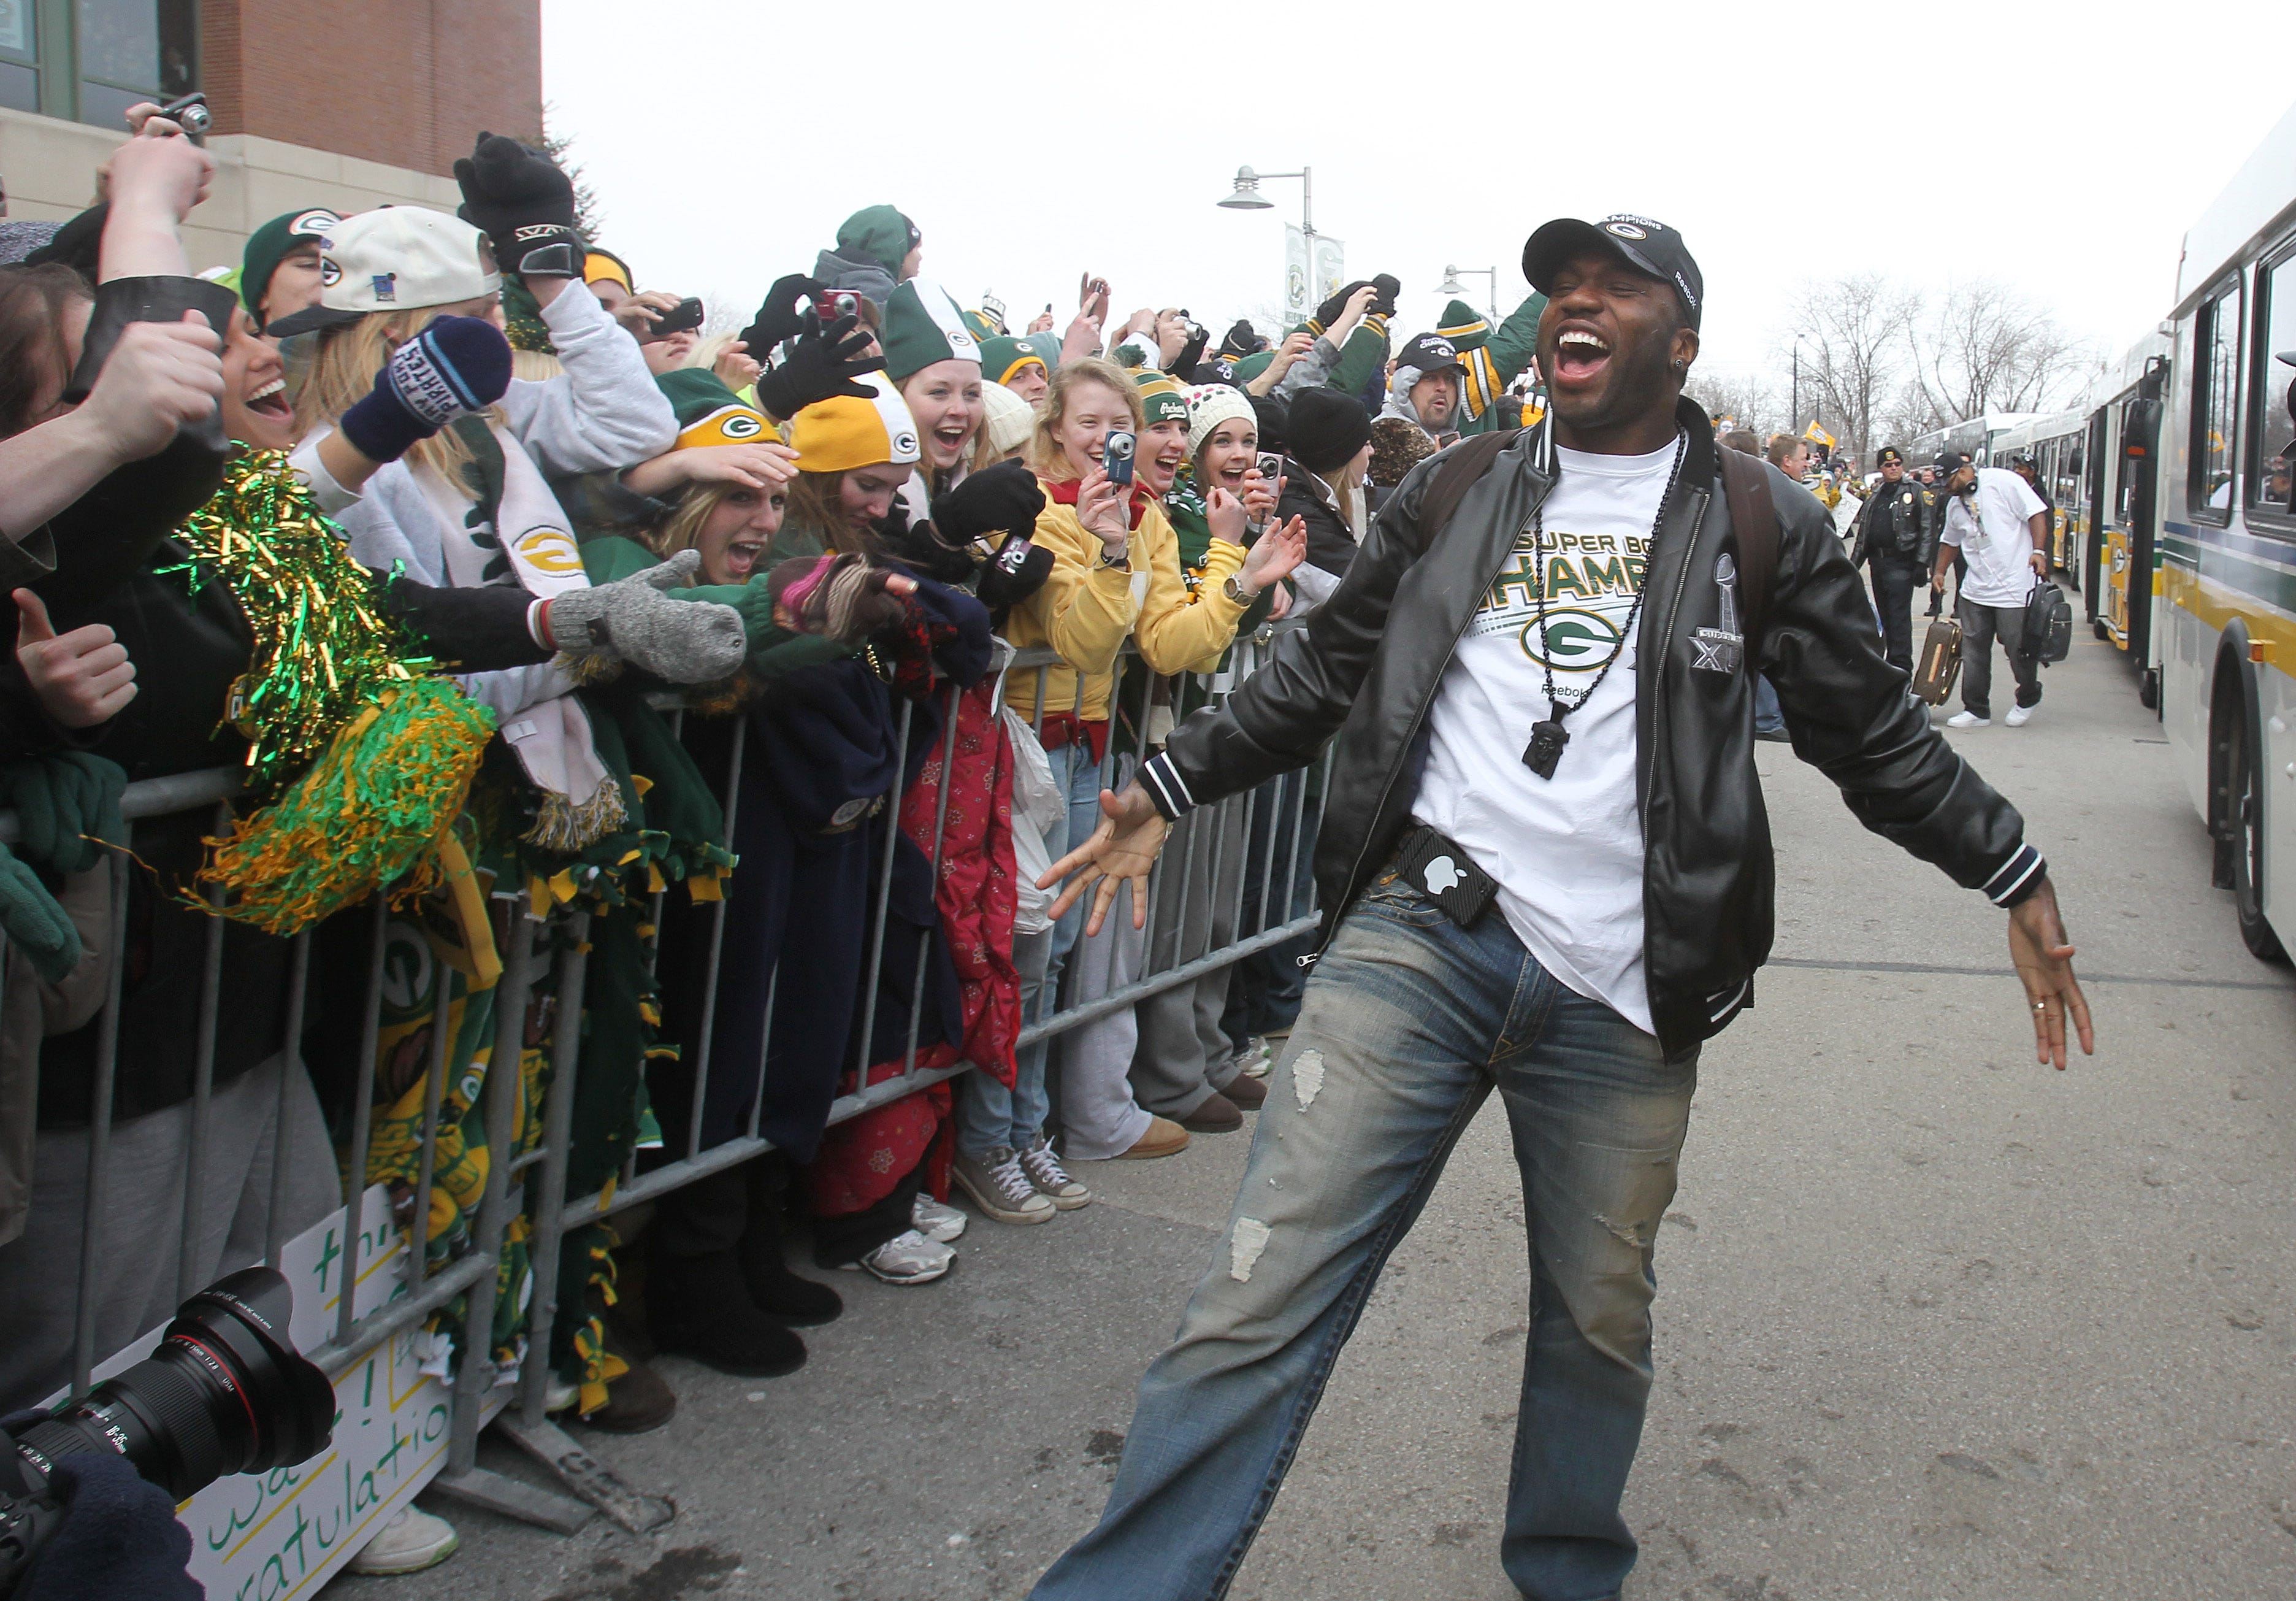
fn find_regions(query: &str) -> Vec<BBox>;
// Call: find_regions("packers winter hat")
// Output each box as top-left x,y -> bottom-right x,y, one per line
583,248 -> 634,291
1286,387 -> 1372,474
1231,350 -> 1274,384
836,204 -> 921,276
979,378 -> 1037,456
881,278 -> 982,381
1436,299 -> 1491,351
1185,384 -> 1256,456
266,208 -> 502,337
980,334 -> 1055,388
657,369 -> 774,450
788,373 -> 921,474
241,206 -> 342,331
962,307 -> 1001,342
1521,213 -> 1703,331
1134,371 -> 1191,426
1395,332 -> 1465,378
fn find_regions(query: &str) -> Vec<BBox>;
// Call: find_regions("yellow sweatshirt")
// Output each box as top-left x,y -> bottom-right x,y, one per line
1003,481 -> 1249,723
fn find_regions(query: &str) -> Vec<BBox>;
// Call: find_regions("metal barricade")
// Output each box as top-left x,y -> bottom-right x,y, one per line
0,620 -> 1334,1552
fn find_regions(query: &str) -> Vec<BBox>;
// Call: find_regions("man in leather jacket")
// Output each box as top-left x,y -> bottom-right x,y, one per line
1028,215 -> 2093,1601
1851,444 -> 1937,673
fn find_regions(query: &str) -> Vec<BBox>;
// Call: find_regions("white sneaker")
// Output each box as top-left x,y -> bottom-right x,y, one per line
911,1191 -> 969,1243
1019,1134 -> 1092,1210
2005,703 -> 2035,727
841,1229 -> 956,1284
1945,710 -> 1991,729
346,1506 -> 459,1575
1236,1037 -> 1274,1079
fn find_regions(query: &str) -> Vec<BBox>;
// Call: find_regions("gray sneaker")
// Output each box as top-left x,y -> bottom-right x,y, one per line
953,1146 -> 1056,1224
1019,1134 -> 1092,1210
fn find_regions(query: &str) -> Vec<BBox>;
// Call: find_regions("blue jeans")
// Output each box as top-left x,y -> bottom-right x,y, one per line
958,738 -> 1106,1156
1753,673 -> 1785,733
1031,869 -> 1700,1601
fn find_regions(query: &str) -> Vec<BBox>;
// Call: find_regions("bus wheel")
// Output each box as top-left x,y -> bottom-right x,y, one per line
2230,711 -> 2287,961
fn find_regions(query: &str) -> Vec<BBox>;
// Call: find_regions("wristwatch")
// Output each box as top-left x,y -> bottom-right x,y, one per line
1096,542 -> 1129,570
1223,573 -> 1260,604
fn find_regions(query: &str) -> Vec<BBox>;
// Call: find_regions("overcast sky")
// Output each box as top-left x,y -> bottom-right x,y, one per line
542,0 -> 2296,400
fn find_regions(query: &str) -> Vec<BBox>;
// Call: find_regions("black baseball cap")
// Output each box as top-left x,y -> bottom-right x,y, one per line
1933,451 -> 1969,472
1522,213 -> 1703,329
1395,331 -> 1464,377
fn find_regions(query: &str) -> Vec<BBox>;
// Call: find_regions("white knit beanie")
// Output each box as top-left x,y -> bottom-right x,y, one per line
981,378 -> 1038,456
1185,384 -> 1257,456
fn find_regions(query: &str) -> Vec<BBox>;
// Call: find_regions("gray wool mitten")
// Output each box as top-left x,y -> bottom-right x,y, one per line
546,551 -> 746,683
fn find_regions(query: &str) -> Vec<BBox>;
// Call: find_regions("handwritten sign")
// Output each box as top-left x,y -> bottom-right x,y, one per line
66,1188 -> 500,1600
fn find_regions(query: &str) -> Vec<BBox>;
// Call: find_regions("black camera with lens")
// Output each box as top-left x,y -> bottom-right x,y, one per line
0,1267 -> 335,1596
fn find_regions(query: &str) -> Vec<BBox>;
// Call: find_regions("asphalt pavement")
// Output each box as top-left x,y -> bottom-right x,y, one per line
327,622 -> 2296,1601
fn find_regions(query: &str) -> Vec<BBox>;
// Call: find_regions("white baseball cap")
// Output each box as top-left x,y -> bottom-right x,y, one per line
266,207 -> 502,337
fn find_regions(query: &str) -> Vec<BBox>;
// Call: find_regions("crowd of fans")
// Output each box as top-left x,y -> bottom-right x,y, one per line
0,110 -> 1550,1577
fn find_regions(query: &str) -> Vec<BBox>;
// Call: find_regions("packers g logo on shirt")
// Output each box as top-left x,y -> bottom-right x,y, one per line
513,526 -> 585,577
675,404 -> 772,451
1520,608 -> 1628,672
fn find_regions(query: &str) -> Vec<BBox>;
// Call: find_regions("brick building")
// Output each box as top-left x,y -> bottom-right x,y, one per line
0,0 -> 540,271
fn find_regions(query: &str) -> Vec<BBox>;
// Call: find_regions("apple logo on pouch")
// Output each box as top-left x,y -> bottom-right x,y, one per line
1423,856 -> 1463,894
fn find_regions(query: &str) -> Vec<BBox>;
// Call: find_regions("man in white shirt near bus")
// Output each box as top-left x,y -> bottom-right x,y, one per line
1932,451 -> 2050,727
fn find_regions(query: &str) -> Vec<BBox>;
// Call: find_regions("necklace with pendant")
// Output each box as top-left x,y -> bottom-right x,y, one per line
1522,431 -> 1686,780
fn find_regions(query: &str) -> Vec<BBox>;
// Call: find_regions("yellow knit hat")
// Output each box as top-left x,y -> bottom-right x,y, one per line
788,375 -> 922,474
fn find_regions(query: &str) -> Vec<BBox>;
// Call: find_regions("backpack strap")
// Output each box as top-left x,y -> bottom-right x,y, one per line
1716,447 -> 1781,647
1404,428 -> 1520,556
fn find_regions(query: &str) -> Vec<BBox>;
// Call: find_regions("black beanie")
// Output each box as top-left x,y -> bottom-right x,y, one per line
1250,394 -> 1289,454
1286,388 -> 1372,475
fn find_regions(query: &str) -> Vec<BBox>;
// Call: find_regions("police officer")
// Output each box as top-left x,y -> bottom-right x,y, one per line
1851,445 -> 1935,674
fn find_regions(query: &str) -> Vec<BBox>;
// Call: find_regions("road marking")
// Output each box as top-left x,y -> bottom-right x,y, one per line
1767,956 -> 2293,992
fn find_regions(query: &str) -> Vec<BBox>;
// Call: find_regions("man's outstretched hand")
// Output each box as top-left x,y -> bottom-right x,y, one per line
2007,877 -> 2094,1070
1039,781 -> 1169,936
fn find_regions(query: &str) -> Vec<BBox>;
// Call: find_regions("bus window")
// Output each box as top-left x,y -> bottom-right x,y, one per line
2251,250 -> 2296,518
2191,283 -> 2240,519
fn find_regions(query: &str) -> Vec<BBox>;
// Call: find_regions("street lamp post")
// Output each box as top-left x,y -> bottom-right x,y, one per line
1437,264 -> 1498,322
1218,164 -> 1314,239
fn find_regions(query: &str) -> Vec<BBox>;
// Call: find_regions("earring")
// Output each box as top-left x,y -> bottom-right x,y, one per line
1670,358 -> 1688,377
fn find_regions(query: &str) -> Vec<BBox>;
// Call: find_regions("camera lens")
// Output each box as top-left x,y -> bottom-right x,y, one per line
12,1268 -> 334,1502
177,102 -> 212,135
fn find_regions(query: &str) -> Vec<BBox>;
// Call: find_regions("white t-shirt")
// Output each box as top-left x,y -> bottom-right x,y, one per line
1410,438 -> 1678,1035
1939,467 -> 2046,607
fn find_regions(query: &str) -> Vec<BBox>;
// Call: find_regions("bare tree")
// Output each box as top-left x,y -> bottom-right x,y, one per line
1788,273 -> 1919,463
540,106 -> 607,244
1688,366 -> 1785,439
1904,279 -> 2089,426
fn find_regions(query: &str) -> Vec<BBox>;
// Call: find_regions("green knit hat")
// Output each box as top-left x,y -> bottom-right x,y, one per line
962,307 -> 1000,341
979,333 -> 1056,387
835,204 -> 920,275
881,277 -> 982,380
240,206 -> 340,332
1133,371 -> 1190,424
656,369 -> 773,449
1231,350 -> 1273,383
1436,299 -> 1491,352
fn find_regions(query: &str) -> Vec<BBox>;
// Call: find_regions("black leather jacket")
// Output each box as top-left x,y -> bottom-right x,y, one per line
1138,400 -> 2044,1051
1852,475 -> 1937,568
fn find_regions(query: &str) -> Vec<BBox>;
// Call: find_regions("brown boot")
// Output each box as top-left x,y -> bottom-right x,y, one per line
1220,1072 -> 1267,1111
1117,1115 -> 1192,1159
1178,1092 -> 1242,1133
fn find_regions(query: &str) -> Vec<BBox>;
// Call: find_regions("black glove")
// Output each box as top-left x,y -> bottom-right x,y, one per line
1369,274 -> 1401,317
1172,321 -> 1210,377
738,274 -> 825,358
976,534 -> 1054,613
1313,280 -> 1371,329
930,459 -> 1044,546
1219,319 -> 1262,360
752,313 -> 887,419
453,131 -> 581,278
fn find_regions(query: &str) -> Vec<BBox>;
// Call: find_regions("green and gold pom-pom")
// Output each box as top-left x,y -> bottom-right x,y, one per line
169,448 -> 441,792
196,678 -> 496,934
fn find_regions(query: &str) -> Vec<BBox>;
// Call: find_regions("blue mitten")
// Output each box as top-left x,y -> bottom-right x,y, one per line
17,1452 -> 201,1601
340,315 -> 513,463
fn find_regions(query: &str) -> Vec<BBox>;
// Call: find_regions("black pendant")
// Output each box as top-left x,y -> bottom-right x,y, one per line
1523,719 -> 1569,779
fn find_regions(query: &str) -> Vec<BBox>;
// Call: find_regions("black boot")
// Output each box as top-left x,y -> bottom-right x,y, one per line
647,1248 -> 806,1377
743,1164 -> 844,1327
